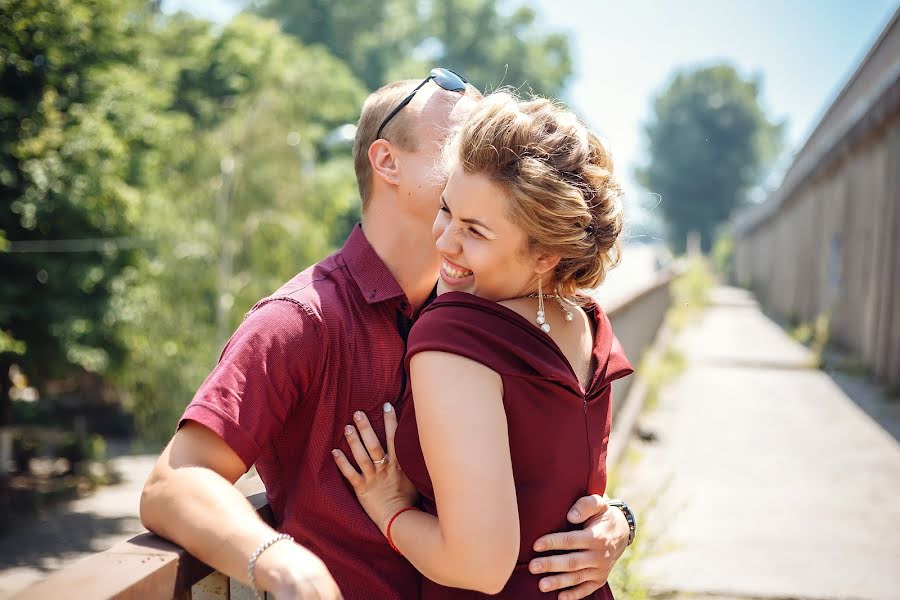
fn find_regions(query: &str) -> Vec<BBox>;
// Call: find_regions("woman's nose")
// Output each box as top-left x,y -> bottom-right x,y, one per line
434,223 -> 456,254
434,225 -> 459,255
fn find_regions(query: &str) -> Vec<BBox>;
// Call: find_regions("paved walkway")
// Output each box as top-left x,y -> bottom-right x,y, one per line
615,286 -> 900,600
0,452 -> 156,598
0,445 -> 264,598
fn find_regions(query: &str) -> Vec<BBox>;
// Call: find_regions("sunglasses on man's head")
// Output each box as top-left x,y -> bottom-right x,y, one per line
375,68 -> 469,140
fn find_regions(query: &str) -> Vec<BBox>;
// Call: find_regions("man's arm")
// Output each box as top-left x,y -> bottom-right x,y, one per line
527,495 -> 632,600
140,421 -> 341,599
141,298 -> 339,599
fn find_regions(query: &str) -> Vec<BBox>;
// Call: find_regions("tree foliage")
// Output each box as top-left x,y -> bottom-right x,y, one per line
115,13 -> 365,437
0,0 -> 161,394
636,64 -> 783,253
1,2 -> 364,438
247,0 -> 573,96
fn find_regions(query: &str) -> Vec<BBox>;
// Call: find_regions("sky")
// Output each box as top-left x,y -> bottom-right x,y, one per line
164,0 -> 899,227
530,0 -> 899,207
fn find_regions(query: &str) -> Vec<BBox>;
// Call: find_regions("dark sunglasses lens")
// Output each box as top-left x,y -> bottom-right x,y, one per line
431,68 -> 467,92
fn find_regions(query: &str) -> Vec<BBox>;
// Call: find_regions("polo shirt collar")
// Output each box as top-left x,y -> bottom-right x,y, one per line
341,224 -> 409,305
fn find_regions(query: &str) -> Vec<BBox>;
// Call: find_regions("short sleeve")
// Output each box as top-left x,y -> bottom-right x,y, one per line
178,298 -> 323,470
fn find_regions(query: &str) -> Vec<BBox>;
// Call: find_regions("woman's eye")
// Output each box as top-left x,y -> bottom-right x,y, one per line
439,204 -> 450,213
469,228 -> 484,238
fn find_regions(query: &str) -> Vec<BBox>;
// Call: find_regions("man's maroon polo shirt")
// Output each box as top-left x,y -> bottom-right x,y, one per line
179,224 -> 419,599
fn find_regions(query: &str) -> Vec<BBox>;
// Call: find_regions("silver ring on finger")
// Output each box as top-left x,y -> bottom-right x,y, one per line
372,455 -> 388,466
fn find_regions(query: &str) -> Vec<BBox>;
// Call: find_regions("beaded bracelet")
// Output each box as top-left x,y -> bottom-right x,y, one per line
607,499 -> 636,546
248,532 -> 294,600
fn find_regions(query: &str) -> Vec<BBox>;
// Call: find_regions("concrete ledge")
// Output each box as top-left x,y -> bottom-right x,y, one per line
604,265 -> 684,468
13,480 -> 270,600
607,322 -> 675,470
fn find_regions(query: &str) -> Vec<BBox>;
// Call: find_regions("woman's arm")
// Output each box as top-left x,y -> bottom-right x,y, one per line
334,350 -> 519,594
396,350 -> 519,592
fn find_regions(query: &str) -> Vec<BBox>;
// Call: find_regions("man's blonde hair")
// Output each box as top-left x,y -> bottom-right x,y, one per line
353,80 -> 421,210
352,78 -> 482,210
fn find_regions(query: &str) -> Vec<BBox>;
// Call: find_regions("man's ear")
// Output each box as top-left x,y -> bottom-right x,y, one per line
368,139 -> 401,187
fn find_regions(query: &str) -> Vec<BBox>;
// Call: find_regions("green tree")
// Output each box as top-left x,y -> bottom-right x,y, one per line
0,0 -> 167,424
246,0 -> 572,96
112,13 -> 366,439
1,3 -> 366,443
636,64 -> 783,253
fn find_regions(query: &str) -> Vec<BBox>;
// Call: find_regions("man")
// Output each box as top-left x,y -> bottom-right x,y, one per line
140,70 -> 634,600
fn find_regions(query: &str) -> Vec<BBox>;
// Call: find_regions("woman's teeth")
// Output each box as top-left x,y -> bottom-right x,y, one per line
442,260 -> 473,279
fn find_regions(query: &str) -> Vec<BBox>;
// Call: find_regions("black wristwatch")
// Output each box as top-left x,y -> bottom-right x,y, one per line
607,499 -> 636,546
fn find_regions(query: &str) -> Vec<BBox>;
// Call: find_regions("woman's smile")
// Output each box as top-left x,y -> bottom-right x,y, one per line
440,257 -> 474,284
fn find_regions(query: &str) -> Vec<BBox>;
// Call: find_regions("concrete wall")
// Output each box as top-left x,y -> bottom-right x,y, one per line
605,270 -> 676,417
733,8 -> 900,386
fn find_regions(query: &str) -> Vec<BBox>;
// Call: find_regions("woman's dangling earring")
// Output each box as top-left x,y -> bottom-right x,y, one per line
557,296 -> 574,322
536,275 -> 551,333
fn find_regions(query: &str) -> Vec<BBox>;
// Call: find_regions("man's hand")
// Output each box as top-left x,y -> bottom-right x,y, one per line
528,495 -> 630,600
255,539 -> 344,600
142,423 -> 344,599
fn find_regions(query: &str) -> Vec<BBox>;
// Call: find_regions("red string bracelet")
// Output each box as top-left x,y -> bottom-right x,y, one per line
386,506 -> 419,553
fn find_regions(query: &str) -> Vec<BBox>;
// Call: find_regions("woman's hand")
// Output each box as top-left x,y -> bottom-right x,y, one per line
332,403 -> 418,535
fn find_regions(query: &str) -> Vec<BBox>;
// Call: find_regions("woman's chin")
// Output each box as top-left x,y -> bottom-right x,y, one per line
437,272 -> 474,295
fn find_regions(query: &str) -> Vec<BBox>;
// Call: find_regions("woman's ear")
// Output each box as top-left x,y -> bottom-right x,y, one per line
368,139 -> 401,187
534,253 -> 561,276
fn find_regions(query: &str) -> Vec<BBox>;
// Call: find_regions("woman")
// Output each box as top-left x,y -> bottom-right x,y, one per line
332,91 -> 633,599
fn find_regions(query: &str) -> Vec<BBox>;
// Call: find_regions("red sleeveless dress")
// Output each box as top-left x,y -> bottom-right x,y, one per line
394,291 -> 633,599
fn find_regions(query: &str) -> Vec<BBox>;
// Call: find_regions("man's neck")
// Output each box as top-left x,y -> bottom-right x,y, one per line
361,211 -> 439,310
